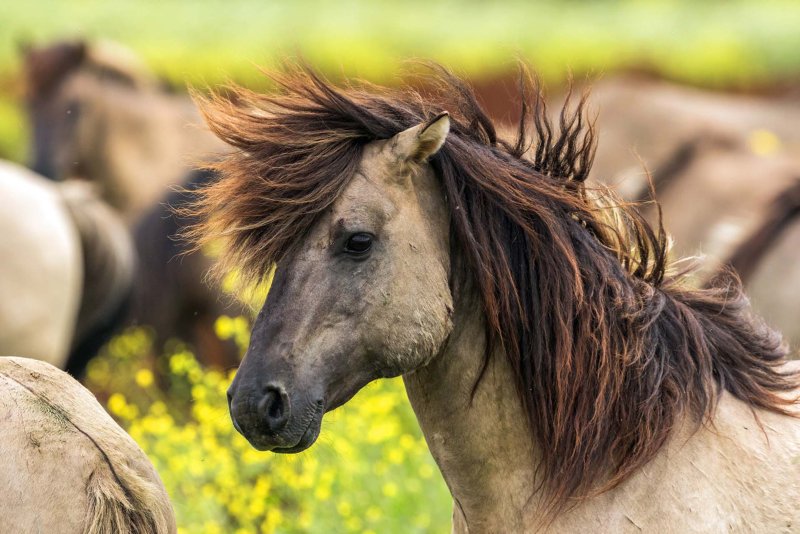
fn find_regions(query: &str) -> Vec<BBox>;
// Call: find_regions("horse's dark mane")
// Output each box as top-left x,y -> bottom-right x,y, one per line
186,64 -> 799,512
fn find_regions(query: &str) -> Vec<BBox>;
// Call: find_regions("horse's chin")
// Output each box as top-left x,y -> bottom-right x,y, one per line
245,400 -> 324,454
271,416 -> 322,454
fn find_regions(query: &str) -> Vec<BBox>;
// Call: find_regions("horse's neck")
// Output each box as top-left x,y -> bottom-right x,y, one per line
403,303 -> 542,532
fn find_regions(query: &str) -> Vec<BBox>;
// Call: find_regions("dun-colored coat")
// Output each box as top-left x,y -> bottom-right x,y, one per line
189,66 -> 800,532
0,356 -> 175,533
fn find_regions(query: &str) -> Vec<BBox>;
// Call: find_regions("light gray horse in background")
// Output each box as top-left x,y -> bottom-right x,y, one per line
0,356 -> 175,533
0,161 -> 133,374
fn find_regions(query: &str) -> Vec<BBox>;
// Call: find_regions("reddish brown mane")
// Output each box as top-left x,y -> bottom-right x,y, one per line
186,64 -> 799,513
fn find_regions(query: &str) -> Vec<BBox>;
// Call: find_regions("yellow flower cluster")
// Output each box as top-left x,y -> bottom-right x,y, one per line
86,326 -> 452,533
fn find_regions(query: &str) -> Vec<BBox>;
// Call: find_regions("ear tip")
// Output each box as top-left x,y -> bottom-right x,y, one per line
425,111 -> 450,132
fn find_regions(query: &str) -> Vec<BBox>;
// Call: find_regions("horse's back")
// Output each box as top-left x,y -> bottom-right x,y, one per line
550,371 -> 800,533
0,162 -> 82,367
0,356 -> 175,533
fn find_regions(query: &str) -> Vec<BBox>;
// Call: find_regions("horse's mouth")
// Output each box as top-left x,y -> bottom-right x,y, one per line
269,400 -> 324,454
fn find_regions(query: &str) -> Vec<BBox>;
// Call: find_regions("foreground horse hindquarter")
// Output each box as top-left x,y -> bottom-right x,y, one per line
190,66 -> 800,532
0,357 -> 175,533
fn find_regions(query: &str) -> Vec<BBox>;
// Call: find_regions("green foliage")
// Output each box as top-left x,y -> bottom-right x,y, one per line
85,324 -> 452,533
0,95 -> 26,162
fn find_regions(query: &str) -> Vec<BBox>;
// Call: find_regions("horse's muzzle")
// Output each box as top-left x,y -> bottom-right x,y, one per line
227,381 -> 323,453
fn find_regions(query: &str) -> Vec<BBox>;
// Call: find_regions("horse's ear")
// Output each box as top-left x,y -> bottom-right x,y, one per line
391,112 -> 450,163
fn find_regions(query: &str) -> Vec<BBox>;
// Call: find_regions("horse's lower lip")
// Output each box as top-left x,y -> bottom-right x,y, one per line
272,419 -> 320,453
257,400 -> 324,453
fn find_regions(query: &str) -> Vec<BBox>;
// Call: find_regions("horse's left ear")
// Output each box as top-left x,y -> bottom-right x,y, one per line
391,112 -> 450,163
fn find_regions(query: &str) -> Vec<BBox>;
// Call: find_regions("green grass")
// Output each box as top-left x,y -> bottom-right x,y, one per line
2,0 -> 800,158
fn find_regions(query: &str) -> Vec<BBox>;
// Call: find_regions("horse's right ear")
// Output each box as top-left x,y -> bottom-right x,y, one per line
390,112 -> 450,163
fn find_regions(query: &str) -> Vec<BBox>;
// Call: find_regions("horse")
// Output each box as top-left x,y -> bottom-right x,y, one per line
0,356 -> 175,533
131,168 -> 243,369
0,161 -> 133,375
22,39 -> 243,369
584,76 -> 800,352
586,74 -> 800,195
22,39 -> 225,223
715,178 -> 800,355
607,137 -> 800,352
187,65 -> 800,532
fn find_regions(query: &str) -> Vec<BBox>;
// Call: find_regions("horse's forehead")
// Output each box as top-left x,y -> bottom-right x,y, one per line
359,138 -> 396,174
342,139 -> 404,196
333,169 -> 398,224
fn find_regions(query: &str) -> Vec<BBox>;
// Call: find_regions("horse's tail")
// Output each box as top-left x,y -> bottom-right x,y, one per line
85,454 -> 174,534
59,180 -> 136,376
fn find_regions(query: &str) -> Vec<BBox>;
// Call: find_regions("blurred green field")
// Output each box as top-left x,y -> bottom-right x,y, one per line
2,0 -> 800,161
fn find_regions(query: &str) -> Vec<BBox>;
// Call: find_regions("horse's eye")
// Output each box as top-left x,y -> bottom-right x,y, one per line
344,233 -> 373,255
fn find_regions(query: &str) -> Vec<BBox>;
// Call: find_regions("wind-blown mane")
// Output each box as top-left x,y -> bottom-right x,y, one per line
186,64 -> 799,512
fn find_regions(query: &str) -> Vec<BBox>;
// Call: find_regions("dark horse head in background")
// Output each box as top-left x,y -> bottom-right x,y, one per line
22,39 -> 158,182
21,39 -> 242,372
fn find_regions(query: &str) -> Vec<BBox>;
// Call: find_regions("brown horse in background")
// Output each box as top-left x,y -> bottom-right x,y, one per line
23,39 -> 224,222
22,40 -> 243,370
189,65 -> 799,532
583,76 -> 800,353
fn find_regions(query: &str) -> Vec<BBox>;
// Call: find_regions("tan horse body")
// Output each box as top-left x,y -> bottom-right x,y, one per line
0,356 -> 174,533
585,77 -> 800,353
0,161 -> 82,366
409,314 -> 800,532
587,76 -> 800,189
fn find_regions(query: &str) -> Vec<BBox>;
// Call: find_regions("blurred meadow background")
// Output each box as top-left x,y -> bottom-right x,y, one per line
3,0 -> 800,162
2,1 -> 800,532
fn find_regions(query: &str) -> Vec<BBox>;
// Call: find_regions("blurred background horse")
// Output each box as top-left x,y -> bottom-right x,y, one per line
0,161 -> 132,375
20,40 -> 244,372
583,77 -> 800,350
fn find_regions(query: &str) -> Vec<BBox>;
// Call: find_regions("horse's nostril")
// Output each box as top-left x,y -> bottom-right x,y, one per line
259,384 -> 291,433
